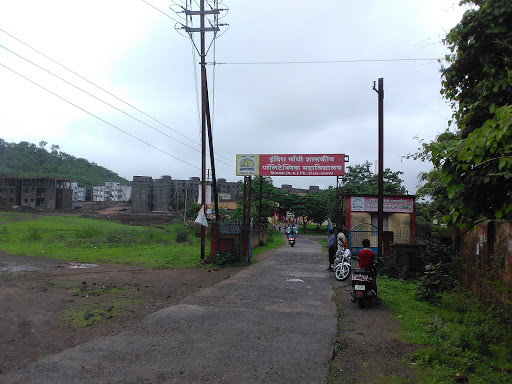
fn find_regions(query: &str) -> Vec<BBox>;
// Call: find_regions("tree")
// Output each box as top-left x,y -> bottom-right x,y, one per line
420,0 -> 512,227
232,176 -> 277,222
343,161 -> 407,195
441,0 -> 512,137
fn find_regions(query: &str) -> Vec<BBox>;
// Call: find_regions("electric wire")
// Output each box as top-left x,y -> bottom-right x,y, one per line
212,58 -> 442,65
0,28 -> 235,165
0,43 -> 236,167
140,0 -> 184,25
0,61 -> 201,170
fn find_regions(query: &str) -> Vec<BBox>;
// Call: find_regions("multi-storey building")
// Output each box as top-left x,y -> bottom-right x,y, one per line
0,176 -> 72,209
92,182 -> 131,202
70,182 -> 86,202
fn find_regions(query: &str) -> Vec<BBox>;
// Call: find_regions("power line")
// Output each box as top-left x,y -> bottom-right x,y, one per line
0,61 -> 201,171
0,28 -> 235,165
0,44 -> 210,157
211,58 -> 442,65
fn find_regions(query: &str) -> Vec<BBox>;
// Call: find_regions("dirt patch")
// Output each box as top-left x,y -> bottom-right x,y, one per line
329,278 -> 419,383
0,252 -> 250,375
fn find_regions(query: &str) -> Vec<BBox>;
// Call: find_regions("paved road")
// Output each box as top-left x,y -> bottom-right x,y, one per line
1,236 -> 336,384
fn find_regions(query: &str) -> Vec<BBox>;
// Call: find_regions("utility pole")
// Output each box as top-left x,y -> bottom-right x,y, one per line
180,0 -> 225,262
373,78 -> 384,258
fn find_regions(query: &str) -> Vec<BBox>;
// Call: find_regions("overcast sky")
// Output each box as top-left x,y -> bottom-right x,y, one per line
0,0 -> 467,193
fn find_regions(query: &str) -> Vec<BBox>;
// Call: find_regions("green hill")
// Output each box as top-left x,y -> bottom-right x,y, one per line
0,139 -> 128,194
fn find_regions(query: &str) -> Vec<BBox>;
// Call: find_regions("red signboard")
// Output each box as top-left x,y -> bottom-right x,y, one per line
236,154 -> 346,177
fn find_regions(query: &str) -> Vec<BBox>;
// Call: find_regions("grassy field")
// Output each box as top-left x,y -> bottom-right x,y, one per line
0,212 -> 282,268
379,277 -> 512,383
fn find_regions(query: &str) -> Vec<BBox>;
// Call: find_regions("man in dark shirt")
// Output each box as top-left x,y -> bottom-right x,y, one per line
326,229 -> 336,271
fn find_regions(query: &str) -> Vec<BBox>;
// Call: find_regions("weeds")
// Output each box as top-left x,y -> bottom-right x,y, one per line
380,277 -> 512,383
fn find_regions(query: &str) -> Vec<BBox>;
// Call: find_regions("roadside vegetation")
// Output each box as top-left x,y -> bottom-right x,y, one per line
379,277 -> 512,384
0,212 -> 203,268
0,212 -> 282,269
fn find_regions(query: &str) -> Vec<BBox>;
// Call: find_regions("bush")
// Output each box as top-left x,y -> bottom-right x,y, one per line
75,226 -> 101,239
380,243 -> 409,279
25,227 -> 42,242
416,243 -> 458,303
210,251 -> 236,266
175,227 -> 189,243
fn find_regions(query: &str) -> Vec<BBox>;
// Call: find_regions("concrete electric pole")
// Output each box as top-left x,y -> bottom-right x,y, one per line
179,0 -> 226,261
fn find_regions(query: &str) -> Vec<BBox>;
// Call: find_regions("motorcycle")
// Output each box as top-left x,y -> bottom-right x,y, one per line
333,247 -> 352,281
288,235 -> 295,247
351,260 -> 380,308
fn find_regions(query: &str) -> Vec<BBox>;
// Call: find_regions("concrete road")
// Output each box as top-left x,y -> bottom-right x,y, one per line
1,236 -> 336,384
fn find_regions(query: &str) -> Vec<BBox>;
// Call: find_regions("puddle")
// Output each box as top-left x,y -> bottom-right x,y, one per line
0,264 -> 39,273
65,262 -> 99,269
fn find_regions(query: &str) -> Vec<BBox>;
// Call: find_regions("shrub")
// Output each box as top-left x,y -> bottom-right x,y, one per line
175,227 -> 189,243
380,243 -> 409,279
210,251 -> 236,266
25,226 -> 42,242
416,243 -> 458,303
75,226 -> 101,239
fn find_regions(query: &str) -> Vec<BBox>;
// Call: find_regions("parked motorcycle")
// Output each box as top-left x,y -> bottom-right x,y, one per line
333,247 -> 352,281
351,261 -> 380,308
288,235 -> 295,247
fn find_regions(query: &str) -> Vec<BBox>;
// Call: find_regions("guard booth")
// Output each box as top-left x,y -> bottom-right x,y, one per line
345,194 -> 416,256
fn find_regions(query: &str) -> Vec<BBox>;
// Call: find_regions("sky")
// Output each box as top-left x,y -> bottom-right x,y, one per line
0,0 -> 468,194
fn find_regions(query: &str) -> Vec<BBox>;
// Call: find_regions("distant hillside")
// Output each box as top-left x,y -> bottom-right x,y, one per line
0,139 -> 128,189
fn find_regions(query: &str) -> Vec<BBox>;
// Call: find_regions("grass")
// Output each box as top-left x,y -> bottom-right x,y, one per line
0,212 -> 286,269
379,277 -> 512,383
0,213 -> 206,268
300,223 -> 329,236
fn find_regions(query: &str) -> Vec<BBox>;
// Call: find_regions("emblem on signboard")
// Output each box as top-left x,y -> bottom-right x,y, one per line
237,155 -> 257,175
351,197 -> 364,211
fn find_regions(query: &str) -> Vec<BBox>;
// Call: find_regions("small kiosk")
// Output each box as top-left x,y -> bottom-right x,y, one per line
344,194 -> 416,255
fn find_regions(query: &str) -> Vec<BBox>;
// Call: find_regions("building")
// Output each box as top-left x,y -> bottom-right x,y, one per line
131,175 -> 203,214
344,194 -> 416,254
92,182 -> 131,202
0,176 -> 73,210
278,184 -> 321,195
70,182 -> 86,202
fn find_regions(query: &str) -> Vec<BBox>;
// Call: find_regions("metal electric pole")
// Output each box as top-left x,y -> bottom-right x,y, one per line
373,78 -> 384,258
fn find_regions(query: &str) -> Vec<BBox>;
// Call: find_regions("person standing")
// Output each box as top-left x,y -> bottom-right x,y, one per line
337,230 -> 346,251
326,229 -> 336,271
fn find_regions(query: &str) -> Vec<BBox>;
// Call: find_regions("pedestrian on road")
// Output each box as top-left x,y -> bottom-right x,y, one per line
326,229 -> 336,271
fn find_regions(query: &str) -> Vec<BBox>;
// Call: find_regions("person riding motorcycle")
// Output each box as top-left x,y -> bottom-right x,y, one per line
355,239 -> 380,303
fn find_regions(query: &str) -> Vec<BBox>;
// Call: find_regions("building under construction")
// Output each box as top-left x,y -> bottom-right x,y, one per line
131,175 -> 239,214
0,176 -> 73,210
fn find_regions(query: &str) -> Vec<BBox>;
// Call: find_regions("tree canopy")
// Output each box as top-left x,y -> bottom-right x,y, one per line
0,139 -> 128,195
419,0 -> 512,227
342,161 -> 407,195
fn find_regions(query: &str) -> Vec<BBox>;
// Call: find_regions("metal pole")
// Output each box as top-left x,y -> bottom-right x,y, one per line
247,176 -> 252,225
259,176 -> 263,224
200,0 -> 206,262
335,176 -> 340,229
204,76 -> 220,222
377,78 -> 384,257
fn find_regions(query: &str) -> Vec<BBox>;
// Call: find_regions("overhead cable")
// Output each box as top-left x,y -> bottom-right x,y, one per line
0,28 -> 234,165
212,58 -> 442,65
0,61 -> 201,171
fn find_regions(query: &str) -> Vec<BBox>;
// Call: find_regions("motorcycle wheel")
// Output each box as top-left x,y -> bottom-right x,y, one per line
358,299 -> 364,308
334,264 -> 350,281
